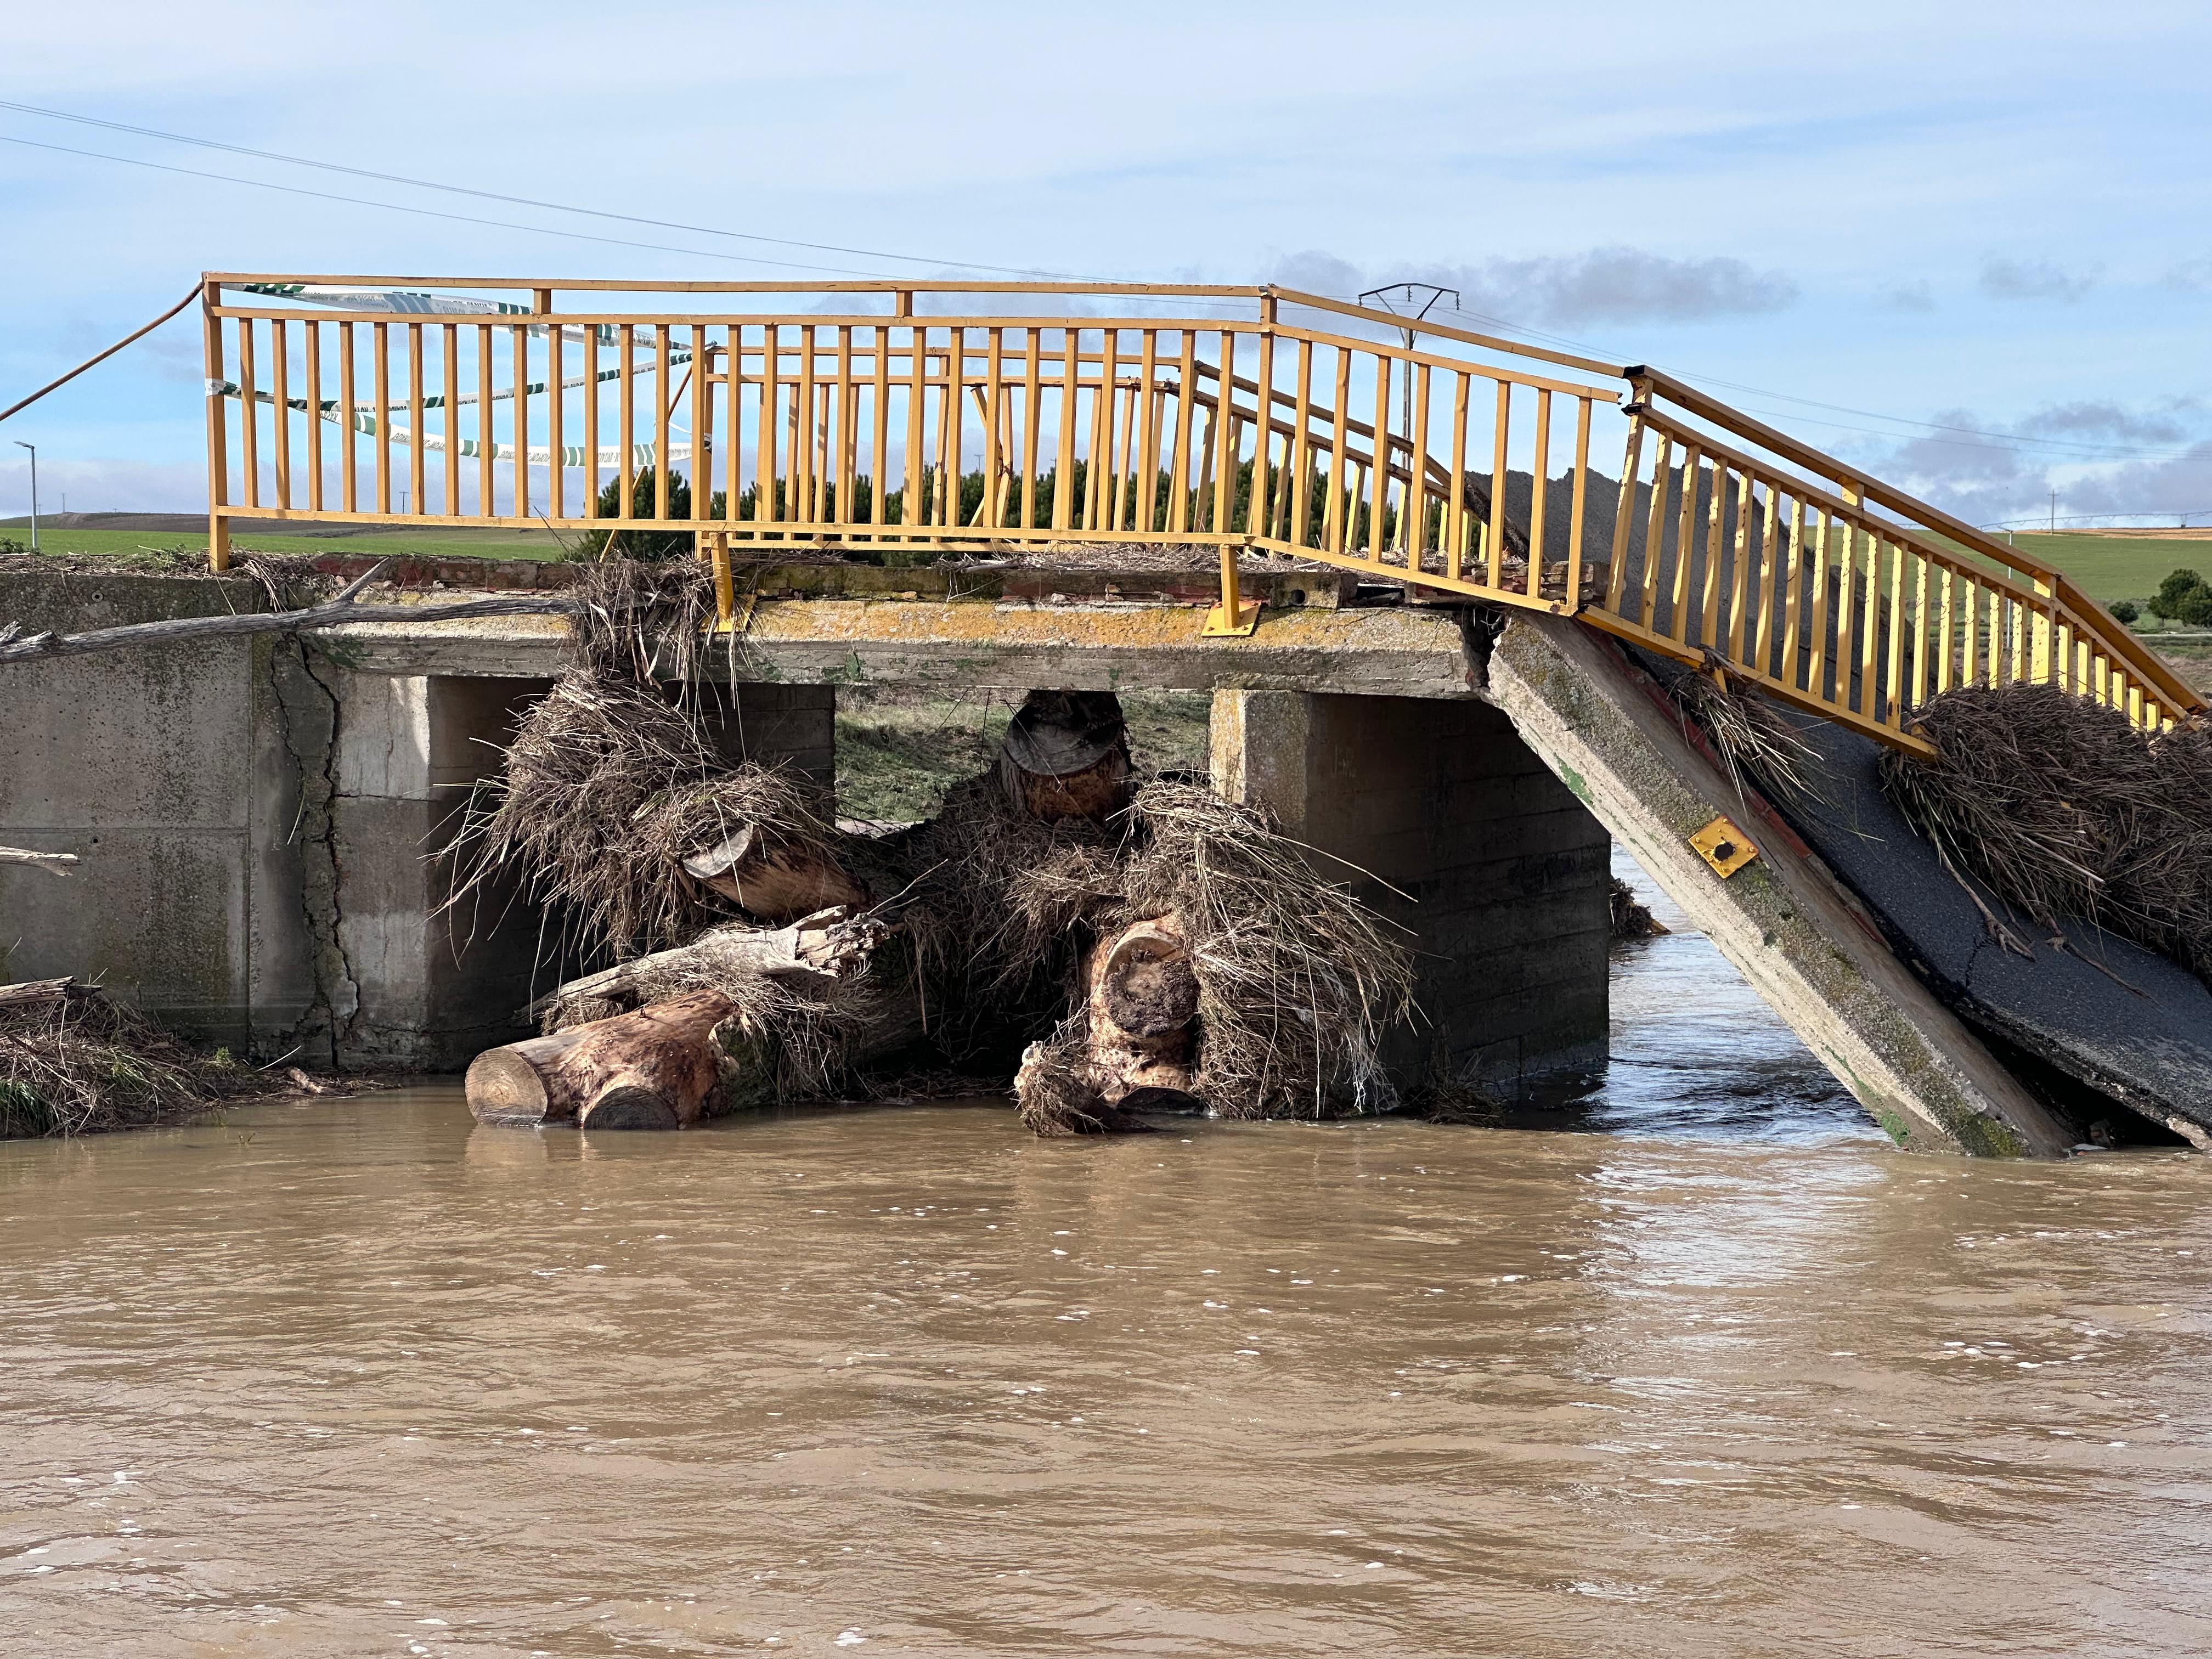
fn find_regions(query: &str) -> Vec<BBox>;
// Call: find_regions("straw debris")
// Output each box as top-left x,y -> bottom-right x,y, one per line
456,560 -> 1418,1130
1669,658 -> 1824,806
1883,684 -> 2212,987
0,978 -> 247,1137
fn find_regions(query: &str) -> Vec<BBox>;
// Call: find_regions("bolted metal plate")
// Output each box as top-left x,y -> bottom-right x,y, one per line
1201,601 -> 1262,638
1690,814 -> 1759,878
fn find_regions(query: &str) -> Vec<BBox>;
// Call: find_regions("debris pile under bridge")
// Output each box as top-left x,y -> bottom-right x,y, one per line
456,562 -> 1417,1135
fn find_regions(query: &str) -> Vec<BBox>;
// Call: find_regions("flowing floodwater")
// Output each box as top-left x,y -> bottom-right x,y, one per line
4,860 -> 2210,1656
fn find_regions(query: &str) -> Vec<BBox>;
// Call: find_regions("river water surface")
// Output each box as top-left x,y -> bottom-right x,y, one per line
3,862 -> 2209,1656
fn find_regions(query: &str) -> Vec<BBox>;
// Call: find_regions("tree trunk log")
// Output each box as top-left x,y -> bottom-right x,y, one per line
681,825 -> 868,923
1080,915 -> 1201,1108
529,906 -> 890,1023
467,989 -> 737,1130
996,689 -> 1132,823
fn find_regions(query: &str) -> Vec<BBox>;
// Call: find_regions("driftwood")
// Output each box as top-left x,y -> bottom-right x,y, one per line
0,592 -> 577,665
996,689 -> 1132,823
682,825 -> 868,923
0,976 -> 91,1011
466,989 -> 737,1130
0,847 -> 78,876
1080,915 -> 1201,1107
528,906 -> 890,1019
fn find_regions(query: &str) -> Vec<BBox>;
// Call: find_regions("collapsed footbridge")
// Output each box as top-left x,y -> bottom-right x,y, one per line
12,274 -> 2208,1154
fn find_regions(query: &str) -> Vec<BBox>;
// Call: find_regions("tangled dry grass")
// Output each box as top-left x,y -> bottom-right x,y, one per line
452,670 -> 721,958
875,775 -> 1416,1121
1669,659 -> 1824,806
1610,877 -> 1666,940
1114,782 -> 1415,1119
0,979 -> 244,1137
449,556 -> 844,964
1883,684 -> 2212,986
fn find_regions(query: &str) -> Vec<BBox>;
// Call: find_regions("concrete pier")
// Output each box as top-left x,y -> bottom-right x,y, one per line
1210,690 -> 1612,1097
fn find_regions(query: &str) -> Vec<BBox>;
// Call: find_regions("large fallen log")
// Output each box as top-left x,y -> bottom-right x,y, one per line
466,989 -> 737,1130
527,906 -> 890,1021
0,591 -> 576,665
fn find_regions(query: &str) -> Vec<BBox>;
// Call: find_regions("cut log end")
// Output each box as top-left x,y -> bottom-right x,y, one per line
997,689 -> 1133,824
467,991 -> 734,1130
464,1037 -> 575,1125
580,1087 -> 682,1131
684,825 -> 869,924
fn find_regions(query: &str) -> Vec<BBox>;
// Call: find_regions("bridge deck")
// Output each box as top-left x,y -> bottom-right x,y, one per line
324,578 -> 1483,696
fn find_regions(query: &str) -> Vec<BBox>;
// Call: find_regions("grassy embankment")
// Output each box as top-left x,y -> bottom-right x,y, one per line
0,520 -> 566,569
1957,532 -> 2212,695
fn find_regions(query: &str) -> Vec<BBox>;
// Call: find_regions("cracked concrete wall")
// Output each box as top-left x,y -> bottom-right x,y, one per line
315,673 -> 836,1070
1,571 -> 839,1069
319,672 -> 552,1069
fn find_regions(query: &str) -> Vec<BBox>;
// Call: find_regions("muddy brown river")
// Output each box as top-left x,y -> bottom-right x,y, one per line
4,865 -> 2210,1656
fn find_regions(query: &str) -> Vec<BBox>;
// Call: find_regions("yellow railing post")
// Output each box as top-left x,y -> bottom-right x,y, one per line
2030,576 -> 2055,685
201,279 -> 230,573
1203,541 -> 1259,637
707,529 -> 736,630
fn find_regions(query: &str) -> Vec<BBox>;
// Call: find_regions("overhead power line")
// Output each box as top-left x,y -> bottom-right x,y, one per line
0,133 -> 915,280
2,100 -> 2200,470
0,98 -> 1069,280
1435,301 -> 2200,462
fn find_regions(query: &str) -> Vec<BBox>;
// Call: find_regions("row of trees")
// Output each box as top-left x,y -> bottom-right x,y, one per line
575,459 -> 1443,560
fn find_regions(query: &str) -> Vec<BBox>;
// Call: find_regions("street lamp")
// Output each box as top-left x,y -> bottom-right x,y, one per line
11,441 -> 35,552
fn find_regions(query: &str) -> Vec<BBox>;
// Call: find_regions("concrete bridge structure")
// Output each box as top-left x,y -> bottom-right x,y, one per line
3,275 -> 2208,1156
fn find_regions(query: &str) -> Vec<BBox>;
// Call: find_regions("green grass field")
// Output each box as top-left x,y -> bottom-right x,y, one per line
0,523 -> 571,566
5,521 -> 2204,597
1988,533 -> 2212,608
835,690 -> 1210,822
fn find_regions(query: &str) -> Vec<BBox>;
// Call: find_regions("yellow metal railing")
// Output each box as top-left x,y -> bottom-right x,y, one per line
199,274 -> 2203,754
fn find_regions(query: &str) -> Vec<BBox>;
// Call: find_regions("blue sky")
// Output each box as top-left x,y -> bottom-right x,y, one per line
3,0 -> 2208,526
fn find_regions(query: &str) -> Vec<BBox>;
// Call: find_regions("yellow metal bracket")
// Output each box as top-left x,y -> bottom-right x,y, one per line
1690,815 -> 1758,878
706,591 -> 758,635
701,531 -> 755,634
1201,544 -> 1261,637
